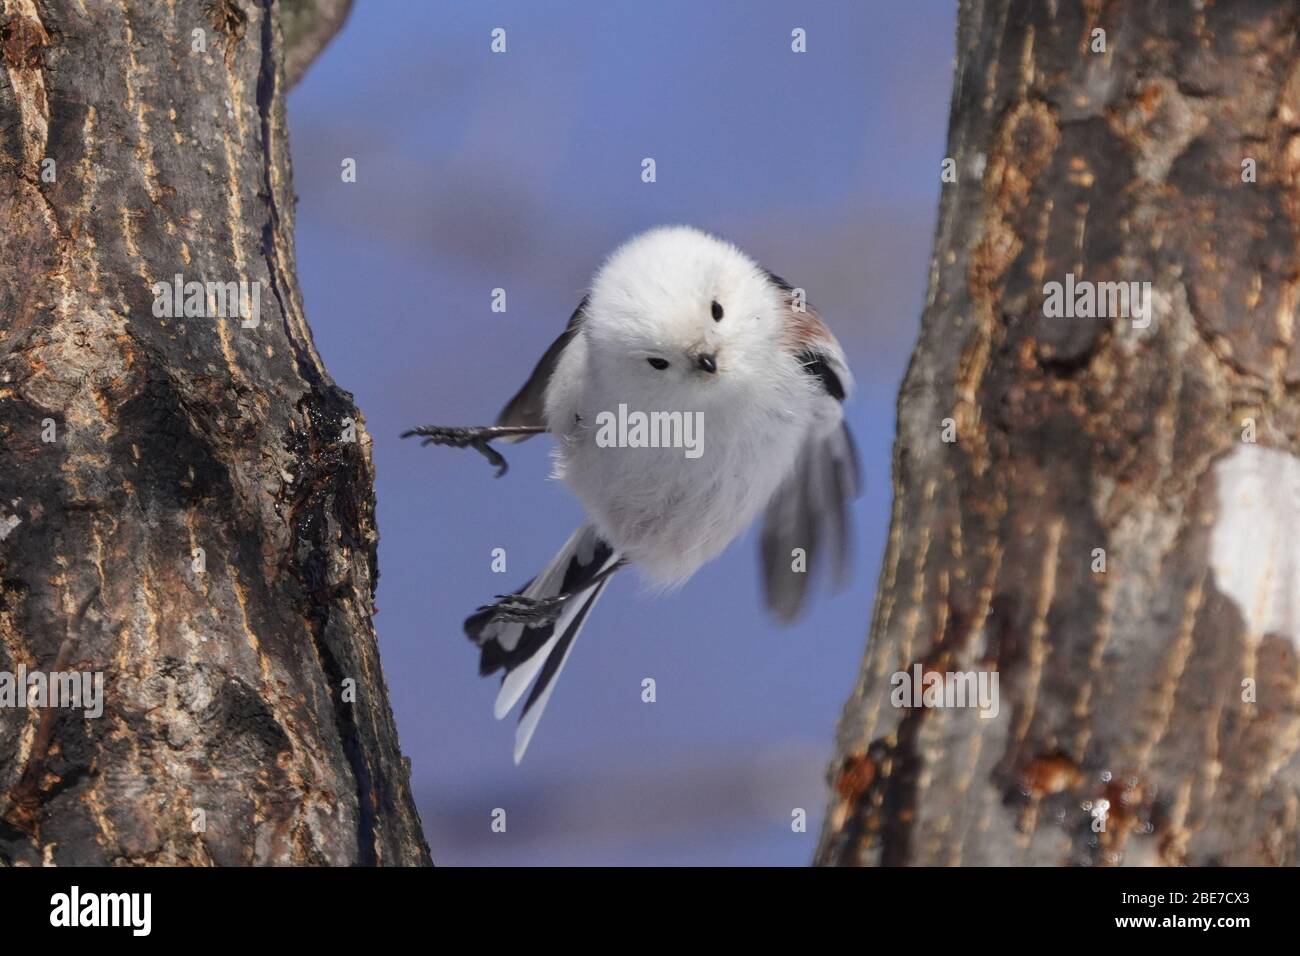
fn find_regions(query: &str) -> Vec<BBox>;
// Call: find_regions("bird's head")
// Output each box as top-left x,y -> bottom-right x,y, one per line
582,225 -> 794,407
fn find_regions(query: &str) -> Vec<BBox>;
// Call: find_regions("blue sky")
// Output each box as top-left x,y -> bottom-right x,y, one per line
287,0 -> 956,865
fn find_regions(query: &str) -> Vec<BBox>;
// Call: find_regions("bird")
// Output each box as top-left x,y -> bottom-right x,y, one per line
405,225 -> 858,763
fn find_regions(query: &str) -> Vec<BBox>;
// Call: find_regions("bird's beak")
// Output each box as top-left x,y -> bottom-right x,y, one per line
693,351 -> 718,374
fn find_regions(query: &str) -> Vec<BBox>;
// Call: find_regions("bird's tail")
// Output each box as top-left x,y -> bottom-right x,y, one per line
465,523 -> 621,763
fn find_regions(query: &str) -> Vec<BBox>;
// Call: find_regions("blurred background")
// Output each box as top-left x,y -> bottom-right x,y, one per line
287,0 -> 955,864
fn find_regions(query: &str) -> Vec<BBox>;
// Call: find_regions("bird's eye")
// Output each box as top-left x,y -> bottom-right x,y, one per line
647,357 -> 670,370
711,300 -> 724,321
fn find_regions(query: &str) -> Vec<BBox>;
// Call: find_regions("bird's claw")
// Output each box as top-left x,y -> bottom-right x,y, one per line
478,593 -> 567,626
402,425 -> 512,477
473,439 -> 508,478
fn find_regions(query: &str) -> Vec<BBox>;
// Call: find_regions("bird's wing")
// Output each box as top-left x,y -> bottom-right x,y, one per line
495,296 -> 587,439
759,320 -> 859,621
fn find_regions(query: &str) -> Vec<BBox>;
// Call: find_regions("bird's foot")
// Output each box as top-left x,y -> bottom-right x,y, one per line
401,424 -> 545,477
478,592 -> 568,626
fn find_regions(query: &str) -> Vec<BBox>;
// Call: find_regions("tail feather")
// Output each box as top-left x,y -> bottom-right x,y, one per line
512,577 -> 608,763
464,523 -> 620,763
493,576 -> 597,720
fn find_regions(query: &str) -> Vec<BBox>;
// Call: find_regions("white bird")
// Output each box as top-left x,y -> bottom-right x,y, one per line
406,225 -> 858,763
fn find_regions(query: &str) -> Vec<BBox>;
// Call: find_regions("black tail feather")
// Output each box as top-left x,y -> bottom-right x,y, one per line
465,535 -> 617,679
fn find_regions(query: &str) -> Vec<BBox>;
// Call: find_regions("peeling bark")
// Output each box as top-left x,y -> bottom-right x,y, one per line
818,0 -> 1300,866
0,0 -> 428,865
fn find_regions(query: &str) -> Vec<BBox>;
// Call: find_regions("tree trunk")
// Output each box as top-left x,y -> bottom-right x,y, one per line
0,0 -> 429,865
818,0 -> 1300,866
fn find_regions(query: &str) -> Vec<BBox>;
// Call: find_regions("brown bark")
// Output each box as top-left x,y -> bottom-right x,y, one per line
281,0 -> 351,89
818,0 -> 1300,866
0,0 -> 428,865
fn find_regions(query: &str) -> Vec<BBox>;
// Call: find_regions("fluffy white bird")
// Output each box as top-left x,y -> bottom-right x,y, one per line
406,225 -> 858,762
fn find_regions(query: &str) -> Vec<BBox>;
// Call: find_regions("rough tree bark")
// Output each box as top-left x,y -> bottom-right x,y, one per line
0,0 -> 429,864
818,0 -> 1300,866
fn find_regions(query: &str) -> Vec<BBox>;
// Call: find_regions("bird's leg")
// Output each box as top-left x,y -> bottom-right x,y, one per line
482,593 -> 569,626
478,560 -> 626,625
400,424 -> 547,477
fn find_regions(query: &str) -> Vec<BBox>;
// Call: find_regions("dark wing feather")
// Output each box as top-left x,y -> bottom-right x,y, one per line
795,347 -> 846,401
760,422 -> 859,621
495,296 -> 587,439
760,344 -> 859,621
